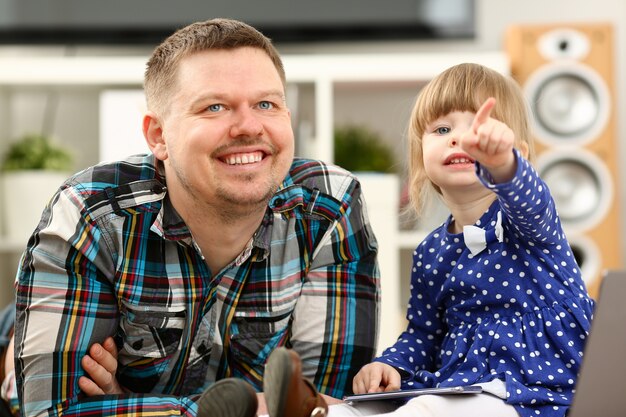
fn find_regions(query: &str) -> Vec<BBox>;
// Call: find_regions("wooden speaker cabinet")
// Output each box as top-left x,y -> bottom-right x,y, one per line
505,23 -> 621,298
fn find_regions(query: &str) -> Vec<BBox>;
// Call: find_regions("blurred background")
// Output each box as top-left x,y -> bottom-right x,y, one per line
0,0 -> 624,350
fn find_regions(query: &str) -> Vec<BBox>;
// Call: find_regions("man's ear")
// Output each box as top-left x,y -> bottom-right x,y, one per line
143,111 -> 168,161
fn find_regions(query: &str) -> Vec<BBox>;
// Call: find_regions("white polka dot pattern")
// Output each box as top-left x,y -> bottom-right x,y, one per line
377,150 -> 594,417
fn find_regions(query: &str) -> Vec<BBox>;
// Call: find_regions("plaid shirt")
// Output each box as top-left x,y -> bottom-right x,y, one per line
14,155 -> 380,417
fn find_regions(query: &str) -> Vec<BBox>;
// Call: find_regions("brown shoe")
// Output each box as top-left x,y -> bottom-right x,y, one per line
196,378 -> 258,417
264,347 -> 328,417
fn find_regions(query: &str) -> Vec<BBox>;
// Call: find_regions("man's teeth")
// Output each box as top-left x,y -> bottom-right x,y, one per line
226,153 -> 263,165
449,157 -> 472,164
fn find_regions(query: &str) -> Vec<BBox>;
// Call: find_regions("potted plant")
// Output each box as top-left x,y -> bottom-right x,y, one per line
333,124 -> 400,200
333,125 -> 397,174
333,124 -> 400,218
1,134 -> 73,243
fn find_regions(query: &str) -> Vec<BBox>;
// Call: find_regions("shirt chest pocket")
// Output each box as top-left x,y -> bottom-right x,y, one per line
229,307 -> 293,365
118,300 -> 187,362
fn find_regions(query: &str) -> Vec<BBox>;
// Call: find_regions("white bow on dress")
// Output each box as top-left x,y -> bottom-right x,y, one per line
462,210 -> 504,256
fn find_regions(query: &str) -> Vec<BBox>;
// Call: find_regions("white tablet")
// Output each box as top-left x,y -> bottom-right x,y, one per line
342,385 -> 483,403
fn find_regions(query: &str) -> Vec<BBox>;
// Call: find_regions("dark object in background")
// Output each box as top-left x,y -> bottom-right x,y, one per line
0,0 -> 475,45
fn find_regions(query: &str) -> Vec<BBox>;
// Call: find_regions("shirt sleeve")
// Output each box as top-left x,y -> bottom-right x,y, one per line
14,187 -> 199,417
476,149 -> 562,245
290,179 -> 380,398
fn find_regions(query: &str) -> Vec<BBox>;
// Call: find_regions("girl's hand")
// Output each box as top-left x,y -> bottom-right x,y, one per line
460,97 -> 517,183
78,337 -> 125,396
352,362 -> 401,394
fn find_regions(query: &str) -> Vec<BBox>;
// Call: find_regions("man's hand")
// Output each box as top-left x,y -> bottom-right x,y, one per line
460,97 -> 517,183
78,337 -> 124,396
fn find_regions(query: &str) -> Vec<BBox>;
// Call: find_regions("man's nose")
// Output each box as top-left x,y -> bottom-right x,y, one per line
229,107 -> 263,138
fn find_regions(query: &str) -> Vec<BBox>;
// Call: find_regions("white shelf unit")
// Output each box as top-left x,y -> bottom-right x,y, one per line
0,51 -> 508,350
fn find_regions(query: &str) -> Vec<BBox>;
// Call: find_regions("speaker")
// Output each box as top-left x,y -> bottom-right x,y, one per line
505,23 -> 621,298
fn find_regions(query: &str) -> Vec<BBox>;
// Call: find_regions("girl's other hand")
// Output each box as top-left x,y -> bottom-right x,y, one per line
352,362 -> 401,394
78,336 -> 124,396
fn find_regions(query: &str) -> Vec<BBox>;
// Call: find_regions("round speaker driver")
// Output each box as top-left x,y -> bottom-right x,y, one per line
534,74 -> 599,138
541,159 -> 600,222
524,62 -> 610,146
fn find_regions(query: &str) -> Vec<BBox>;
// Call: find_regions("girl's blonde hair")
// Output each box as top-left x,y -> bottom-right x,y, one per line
407,63 -> 535,216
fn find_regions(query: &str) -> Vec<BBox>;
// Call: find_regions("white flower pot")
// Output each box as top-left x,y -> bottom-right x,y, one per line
2,171 -> 69,244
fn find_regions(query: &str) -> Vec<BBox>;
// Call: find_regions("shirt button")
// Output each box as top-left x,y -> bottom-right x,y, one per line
151,184 -> 165,194
274,198 -> 284,206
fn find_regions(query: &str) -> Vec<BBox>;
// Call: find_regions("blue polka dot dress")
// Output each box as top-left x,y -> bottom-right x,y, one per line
377,150 -> 594,417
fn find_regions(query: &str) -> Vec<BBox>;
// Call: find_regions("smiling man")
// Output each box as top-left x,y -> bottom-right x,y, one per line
14,18 -> 380,417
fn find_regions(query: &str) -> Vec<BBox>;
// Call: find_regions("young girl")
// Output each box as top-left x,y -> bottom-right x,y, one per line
261,63 -> 595,417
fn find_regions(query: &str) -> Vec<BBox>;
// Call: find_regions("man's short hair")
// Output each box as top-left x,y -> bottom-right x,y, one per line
144,18 -> 286,114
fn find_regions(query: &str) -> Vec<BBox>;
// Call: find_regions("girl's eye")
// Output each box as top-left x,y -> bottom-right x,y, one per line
258,101 -> 273,110
435,126 -> 450,135
208,104 -> 223,112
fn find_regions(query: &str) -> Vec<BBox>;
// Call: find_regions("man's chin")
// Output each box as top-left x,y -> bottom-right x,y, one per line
217,188 -> 274,209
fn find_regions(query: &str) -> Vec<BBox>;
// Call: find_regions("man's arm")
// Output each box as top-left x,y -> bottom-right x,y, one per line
290,178 -> 380,398
14,189 -> 197,417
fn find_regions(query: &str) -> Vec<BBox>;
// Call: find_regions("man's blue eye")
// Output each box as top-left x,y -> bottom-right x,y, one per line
259,101 -> 273,110
208,104 -> 222,112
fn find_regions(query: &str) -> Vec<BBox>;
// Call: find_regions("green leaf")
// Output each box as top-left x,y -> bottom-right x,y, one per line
1,134 -> 73,172
334,125 -> 396,173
